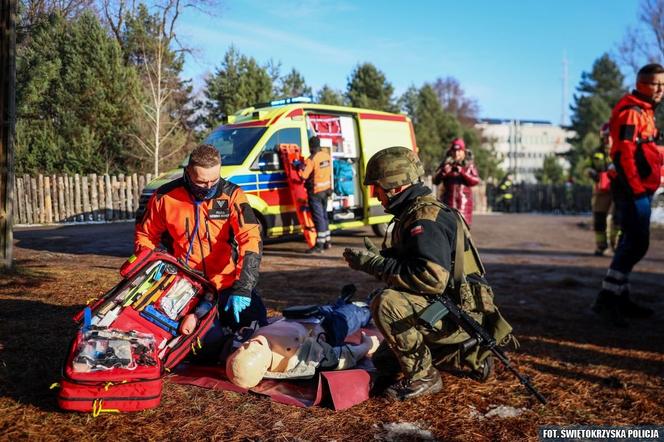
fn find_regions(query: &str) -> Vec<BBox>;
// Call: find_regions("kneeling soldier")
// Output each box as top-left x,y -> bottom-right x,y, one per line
343,146 -> 512,401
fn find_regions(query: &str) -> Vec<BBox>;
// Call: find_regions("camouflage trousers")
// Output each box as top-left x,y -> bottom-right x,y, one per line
370,288 -> 484,381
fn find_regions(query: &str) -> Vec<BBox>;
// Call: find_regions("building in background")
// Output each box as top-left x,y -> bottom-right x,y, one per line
476,119 -> 573,183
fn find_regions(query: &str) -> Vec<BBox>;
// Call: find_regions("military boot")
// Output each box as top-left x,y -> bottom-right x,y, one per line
592,290 -> 628,328
619,292 -> 654,318
384,366 -> 442,401
470,356 -> 495,383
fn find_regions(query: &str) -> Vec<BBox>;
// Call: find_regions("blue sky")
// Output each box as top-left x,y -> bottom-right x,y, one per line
178,0 -> 642,125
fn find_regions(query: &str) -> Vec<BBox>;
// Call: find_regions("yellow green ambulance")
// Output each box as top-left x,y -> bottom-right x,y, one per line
138,97 -> 417,239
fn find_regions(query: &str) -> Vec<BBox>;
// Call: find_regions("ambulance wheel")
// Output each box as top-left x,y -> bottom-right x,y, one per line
372,223 -> 389,238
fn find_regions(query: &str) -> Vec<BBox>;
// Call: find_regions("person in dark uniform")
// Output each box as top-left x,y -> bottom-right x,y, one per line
343,146 -> 512,401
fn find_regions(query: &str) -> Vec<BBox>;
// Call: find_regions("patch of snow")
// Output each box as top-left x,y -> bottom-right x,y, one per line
653,189 -> 664,225
375,422 -> 436,441
469,404 -> 528,420
652,207 -> 664,226
484,405 -> 527,418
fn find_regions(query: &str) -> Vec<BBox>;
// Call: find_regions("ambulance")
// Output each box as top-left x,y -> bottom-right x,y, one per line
138,97 -> 417,239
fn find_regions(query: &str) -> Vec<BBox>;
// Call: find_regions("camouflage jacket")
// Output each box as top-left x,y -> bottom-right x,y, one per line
376,183 -> 457,295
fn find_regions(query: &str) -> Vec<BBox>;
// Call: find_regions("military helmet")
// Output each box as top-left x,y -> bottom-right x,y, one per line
364,146 -> 425,189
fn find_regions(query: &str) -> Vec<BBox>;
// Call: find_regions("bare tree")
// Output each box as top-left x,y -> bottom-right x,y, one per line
132,29 -> 180,175
432,76 -> 479,126
101,0 -> 214,175
617,0 -> 664,74
19,0 -> 94,34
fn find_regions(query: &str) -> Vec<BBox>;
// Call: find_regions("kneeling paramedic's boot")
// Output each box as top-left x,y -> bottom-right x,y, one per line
619,292 -> 654,318
384,366 -> 442,401
592,290 -> 628,328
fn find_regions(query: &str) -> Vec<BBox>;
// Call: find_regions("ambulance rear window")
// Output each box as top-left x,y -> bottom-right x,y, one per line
204,127 -> 267,166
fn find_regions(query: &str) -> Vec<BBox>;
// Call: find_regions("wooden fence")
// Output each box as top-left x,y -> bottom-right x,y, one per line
12,173 -> 593,226
13,173 -> 153,225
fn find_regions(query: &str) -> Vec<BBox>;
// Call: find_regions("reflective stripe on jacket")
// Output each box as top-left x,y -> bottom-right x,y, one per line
135,177 -> 262,296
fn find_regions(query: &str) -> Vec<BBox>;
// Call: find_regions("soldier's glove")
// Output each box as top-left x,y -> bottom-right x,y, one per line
343,248 -> 386,276
363,237 -> 380,254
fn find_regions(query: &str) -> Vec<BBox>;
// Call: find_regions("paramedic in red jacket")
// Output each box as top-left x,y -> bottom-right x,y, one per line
432,138 -> 480,226
136,144 -> 267,354
593,63 -> 664,327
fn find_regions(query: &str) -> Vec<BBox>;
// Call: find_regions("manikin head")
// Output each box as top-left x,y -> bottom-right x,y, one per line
226,335 -> 272,389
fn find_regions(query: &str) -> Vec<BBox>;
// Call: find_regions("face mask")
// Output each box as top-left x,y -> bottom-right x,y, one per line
184,170 -> 219,201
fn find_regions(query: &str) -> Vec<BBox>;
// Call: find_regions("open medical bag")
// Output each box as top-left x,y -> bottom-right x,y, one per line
57,248 -> 218,414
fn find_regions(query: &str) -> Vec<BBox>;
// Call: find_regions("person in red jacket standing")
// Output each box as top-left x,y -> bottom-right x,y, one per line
432,138 -> 480,226
593,63 -> 664,327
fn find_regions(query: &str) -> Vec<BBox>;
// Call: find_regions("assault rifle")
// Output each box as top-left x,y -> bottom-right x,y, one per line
419,295 -> 547,405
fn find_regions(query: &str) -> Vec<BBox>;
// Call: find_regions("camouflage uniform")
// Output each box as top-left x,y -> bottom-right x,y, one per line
345,147 -> 512,385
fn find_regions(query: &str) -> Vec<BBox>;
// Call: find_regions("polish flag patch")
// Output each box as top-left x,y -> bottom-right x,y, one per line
410,225 -> 424,236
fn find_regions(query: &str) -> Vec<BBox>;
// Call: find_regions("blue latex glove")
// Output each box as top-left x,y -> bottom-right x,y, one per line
224,294 -> 251,323
634,196 -> 651,219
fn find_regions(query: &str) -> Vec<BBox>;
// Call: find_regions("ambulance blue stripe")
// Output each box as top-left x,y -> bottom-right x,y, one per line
258,173 -> 287,181
258,183 -> 287,190
238,184 -> 258,191
228,173 -> 287,185
228,175 -> 256,184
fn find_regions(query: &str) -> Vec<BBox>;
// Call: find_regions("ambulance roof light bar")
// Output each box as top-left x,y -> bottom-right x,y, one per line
253,96 -> 314,108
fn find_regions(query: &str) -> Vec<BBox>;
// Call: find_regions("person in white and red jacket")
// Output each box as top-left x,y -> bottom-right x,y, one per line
432,138 -> 480,226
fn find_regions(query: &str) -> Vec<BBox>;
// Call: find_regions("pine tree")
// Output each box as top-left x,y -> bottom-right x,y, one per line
568,54 -> 626,179
277,68 -> 312,99
15,12 -> 140,174
399,84 -> 461,173
570,54 -> 625,141
316,85 -> 345,106
197,46 -> 273,131
345,63 -> 397,112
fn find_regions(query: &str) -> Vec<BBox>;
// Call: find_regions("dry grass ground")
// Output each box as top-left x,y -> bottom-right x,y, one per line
1,214 -> 663,441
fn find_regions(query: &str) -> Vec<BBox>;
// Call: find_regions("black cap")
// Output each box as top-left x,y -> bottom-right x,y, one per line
309,136 -> 321,150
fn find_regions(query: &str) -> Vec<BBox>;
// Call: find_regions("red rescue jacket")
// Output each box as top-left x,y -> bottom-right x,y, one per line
610,91 -> 663,197
433,159 -> 480,225
135,177 -> 262,296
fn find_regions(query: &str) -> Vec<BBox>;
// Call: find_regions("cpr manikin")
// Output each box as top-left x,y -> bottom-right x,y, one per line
226,319 -> 380,389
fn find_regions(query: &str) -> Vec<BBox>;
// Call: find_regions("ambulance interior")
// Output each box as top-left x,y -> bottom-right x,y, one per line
305,113 -> 363,222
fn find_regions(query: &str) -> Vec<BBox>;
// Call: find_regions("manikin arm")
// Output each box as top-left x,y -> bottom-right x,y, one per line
334,333 -> 380,370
